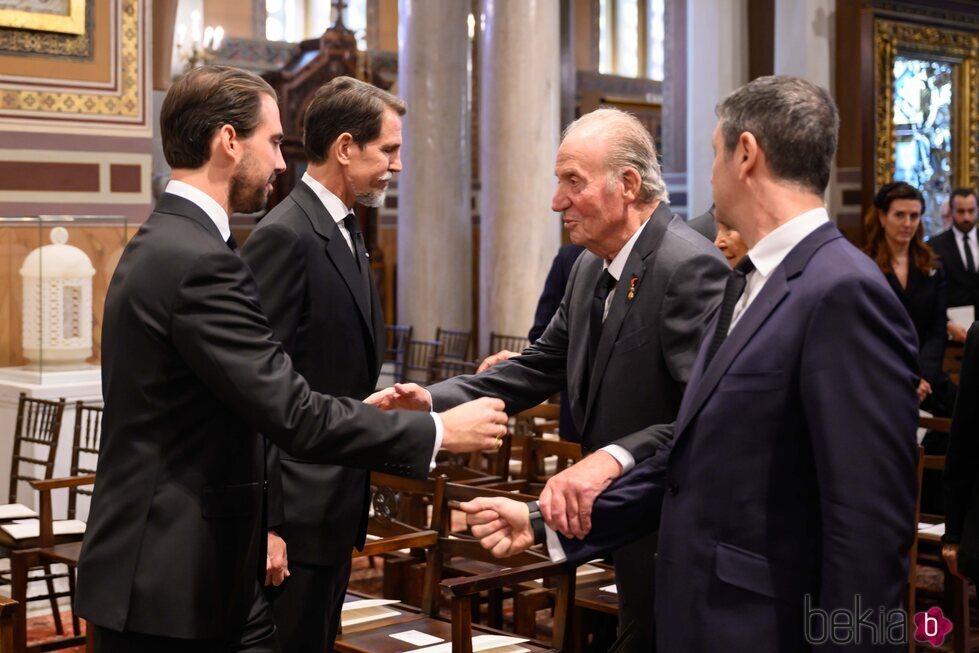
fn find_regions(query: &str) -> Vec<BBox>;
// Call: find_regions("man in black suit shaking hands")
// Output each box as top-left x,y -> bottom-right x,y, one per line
75,66 -> 508,653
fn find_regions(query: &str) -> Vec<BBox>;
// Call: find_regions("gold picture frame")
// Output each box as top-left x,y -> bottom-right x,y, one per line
0,0 -> 86,36
874,19 -> 979,192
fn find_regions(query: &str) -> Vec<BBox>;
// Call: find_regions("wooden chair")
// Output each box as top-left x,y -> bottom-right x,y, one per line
383,324 -> 413,384
0,595 -> 15,653
488,332 -> 530,356
430,358 -> 478,384
0,394 -> 70,636
11,474 -> 95,653
402,339 -> 442,384
435,327 -> 473,362
67,402 -> 102,521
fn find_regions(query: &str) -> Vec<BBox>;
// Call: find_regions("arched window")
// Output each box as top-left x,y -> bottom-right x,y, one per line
599,0 -> 665,80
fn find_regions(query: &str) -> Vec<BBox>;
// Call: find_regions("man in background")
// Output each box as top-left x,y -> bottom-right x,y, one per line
929,187 -> 979,342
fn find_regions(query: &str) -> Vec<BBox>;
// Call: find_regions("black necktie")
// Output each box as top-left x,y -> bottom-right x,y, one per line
226,232 -> 238,253
343,213 -> 373,317
587,270 -> 617,372
705,256 -> 755,366
964,231 -> 976,274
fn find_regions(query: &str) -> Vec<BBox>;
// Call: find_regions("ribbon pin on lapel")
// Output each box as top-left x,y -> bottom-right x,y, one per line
627,276 -> 639,300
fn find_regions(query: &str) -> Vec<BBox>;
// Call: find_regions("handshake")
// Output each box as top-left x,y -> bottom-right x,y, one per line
364,383 -> 508,454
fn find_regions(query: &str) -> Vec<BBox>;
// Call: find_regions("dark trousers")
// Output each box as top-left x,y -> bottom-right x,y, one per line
266,558 -> 352,653
94,582 -> 277,652
612,530 -> 658,652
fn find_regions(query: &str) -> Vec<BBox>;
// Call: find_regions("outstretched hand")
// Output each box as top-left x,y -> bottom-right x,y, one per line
460,496 -> 535,558
364,383 -> 433,411
477,349 -> 520,373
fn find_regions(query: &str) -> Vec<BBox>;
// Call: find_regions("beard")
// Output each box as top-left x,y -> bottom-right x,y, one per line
351,172 -> 392,208
229,155 -> 274,214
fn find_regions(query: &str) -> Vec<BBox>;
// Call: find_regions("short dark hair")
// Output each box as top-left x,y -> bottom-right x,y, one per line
950,187 -> 977,207
303,76 -> 406,164
161,65 -> 276,170
716,75 -> 839,195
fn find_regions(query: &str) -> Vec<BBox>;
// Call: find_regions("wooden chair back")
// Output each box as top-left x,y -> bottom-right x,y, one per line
68,402 -> 103,520
521,437 -> 582,486
8,393 -> 65,505
488,332 -> 530,355
384,324 -> 413,382
430,358 -> 477,384
403,339 -> 442,384
435,327 -> 473,361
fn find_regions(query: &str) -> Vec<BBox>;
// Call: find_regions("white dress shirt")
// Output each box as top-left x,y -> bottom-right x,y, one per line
165,178 -> 444,461
954,226 -> 979,273
730,207 -> 829,332
165,179 -> 231,241
302,172 -> 356,255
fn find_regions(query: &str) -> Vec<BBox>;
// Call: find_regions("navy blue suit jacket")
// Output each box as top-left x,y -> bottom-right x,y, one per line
558,223 -> 920,652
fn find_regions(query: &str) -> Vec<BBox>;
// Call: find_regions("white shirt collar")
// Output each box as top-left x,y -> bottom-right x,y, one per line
302,172 -> 352,225
165,179 -> 231,241
745,207 -> 830,277
605,218 -> 649,281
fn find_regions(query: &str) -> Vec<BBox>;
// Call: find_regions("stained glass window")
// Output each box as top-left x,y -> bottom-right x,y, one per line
893,56 -> 953,238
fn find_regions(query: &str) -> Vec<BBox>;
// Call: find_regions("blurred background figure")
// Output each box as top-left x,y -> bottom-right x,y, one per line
862,181 -> 954,416
712,211 -> 748,268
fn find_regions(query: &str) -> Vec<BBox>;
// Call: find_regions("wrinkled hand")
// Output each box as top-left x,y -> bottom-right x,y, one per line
460,496 -> 535,558
266,531 -> 290,586
540,451 -> 623,539
364,383 -> 433,411
917,378 -> 932,403
943,543 -> 966,580
440,397 -> 508,453
949,323 -> 968,344
477,349 -> 520,373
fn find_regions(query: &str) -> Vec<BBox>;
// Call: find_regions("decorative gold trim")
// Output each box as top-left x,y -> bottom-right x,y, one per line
0,0 -> 142,124
0,0 -> 86,36
874,19 -> 979,193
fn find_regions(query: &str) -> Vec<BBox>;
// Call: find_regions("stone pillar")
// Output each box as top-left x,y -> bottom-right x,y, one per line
686,0 -> 748,214
397,0 -> 472,339
479,0 -> 561,355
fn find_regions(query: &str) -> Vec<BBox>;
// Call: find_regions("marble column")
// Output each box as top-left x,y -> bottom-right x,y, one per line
685,0 -> 748,214
479,0 -> 561,355
397,0 -> 472,339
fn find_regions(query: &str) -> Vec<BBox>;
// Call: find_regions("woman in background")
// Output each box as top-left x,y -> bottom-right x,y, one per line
863,181 -> 954,416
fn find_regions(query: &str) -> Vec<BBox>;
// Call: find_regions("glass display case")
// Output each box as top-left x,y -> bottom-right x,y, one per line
0,216 -> 130,385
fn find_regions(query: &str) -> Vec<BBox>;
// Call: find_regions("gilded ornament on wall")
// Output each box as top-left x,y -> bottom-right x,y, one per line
0,0 -> 85,35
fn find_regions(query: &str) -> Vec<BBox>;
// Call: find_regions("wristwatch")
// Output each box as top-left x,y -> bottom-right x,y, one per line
527,500 -> 546,545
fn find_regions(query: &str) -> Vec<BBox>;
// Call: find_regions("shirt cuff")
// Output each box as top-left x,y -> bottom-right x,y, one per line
544,525 -> 567,563
600,444 -> 635,474
429,412 -> 444,471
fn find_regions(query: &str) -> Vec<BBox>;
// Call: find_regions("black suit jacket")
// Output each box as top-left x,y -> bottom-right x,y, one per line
884,263 -> 947,384
930,228 -> 979,313
75,193 -> 434,641
944,322 -> 979,549
241,182 -> 384,564
429,203 -> 728,459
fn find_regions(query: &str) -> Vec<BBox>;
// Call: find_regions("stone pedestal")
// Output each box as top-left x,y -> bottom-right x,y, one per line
478,0 -> 561,355
396,0 -> 472,340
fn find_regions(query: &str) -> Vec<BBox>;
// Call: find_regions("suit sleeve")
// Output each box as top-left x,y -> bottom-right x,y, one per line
944,322 -> 979,543
429,257 -> 582,413
550,452 -> 667,564
918,265 -> 947,384
604,250 -> 726,462
170,249 -> 435,478
800,273 -> 919,619
529,247 -> 579,344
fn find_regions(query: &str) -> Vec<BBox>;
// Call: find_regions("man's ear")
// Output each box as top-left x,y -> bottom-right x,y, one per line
214,124 -> 241,163
333,133 -> 355,165
737,131 -> 760,181
621,167 -> 642,202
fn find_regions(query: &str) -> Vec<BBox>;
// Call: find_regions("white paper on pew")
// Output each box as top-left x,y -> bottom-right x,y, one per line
948,306 -> 975,328
412,634 -> 530,653
364,533 -> 381,541
0,504 -> 37,520
918,522 -> 946,536
0,518 -> 86,540
600,584 -> 618,594
532,562 -> 605,585
388,630 -> 444,646
340,599 -> 401,627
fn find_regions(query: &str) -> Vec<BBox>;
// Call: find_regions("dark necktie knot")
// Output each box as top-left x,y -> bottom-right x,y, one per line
595,270 -> 616,301
705,255 -> 754,367
343,213 -> 362,236
226,232 -> 238,253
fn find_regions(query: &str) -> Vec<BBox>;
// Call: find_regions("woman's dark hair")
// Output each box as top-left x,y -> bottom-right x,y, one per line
862,181 -> 935,274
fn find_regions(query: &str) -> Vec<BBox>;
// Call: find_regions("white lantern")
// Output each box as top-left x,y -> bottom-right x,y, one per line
19,227 -> 96,366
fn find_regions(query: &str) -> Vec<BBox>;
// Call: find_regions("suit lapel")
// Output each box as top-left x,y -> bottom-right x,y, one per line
583,205 -> 671,426
155,193 -> 226,244
291,184 -> 374,334
568,258 -> 602,419
673,222 -> 843,438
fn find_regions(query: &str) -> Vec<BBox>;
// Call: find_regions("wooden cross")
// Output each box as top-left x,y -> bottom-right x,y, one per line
332,0 -> 349,24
